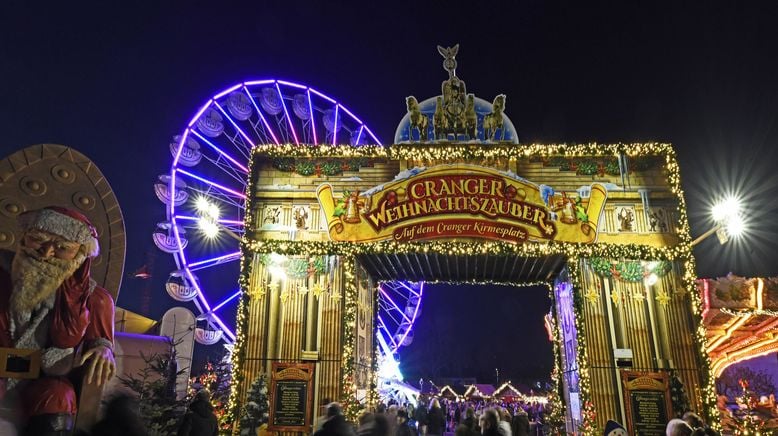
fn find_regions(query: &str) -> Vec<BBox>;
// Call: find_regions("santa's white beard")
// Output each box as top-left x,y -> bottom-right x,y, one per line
10,246 -> 85,319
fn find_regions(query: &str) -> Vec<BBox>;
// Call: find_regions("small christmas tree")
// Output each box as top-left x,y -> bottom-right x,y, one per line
239,374 -> 270,435
119,349 -> 187,436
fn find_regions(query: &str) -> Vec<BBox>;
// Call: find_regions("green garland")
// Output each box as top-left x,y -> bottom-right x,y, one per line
589,257 -> 672,283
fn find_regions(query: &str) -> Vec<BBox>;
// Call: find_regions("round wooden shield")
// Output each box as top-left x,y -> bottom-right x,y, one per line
0,144 -> 126,299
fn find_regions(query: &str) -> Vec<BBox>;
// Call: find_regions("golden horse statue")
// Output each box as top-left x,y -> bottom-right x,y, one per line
483,94 -> 506,141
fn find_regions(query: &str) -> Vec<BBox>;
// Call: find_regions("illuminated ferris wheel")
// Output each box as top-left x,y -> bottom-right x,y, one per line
376,281 -> 425,402
153,79 -> 381,345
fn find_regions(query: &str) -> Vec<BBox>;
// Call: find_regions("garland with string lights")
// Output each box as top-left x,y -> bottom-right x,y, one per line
545,288 -> 566,435
225,150 -> 258,430
227,142 -> 720,433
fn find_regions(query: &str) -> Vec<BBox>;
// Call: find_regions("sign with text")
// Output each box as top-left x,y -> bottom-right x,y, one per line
621,371 -> 672,436
317,164 -> 607,244
268,362 -> 314,432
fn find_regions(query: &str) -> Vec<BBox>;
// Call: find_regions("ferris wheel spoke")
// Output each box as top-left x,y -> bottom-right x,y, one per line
307,89 -> 318,144
213,101 -> 256,150
275,82 -> 299,145
331,105 -> 339,145
190,130 -> 249,173
212,114 -> 253,163
198,289 -> 241,321
377,315 -> 399,349
354,125 -> 365,145
243,86 -> 279,144
175,168 -> 246,199
199,154 -> 249,186
186,183 -> 246,209
398,281 -> 422,297
187,251 -> 241,271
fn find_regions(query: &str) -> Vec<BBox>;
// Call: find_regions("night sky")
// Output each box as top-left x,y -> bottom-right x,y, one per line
2,2 -> 778,375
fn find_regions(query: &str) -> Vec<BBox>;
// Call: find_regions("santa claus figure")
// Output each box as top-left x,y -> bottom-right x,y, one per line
0,206 -> 115,435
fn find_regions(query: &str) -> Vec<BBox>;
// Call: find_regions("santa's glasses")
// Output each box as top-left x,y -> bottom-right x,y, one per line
22,230 -> 81,260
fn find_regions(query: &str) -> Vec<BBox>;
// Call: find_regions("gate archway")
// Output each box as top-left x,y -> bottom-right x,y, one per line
223,48 -> 717,435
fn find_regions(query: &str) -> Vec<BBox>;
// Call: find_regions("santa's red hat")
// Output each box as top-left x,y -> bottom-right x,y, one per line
18,206 -> 100,257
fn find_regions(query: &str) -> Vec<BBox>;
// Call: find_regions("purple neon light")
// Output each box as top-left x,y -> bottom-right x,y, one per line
275,81 -> 299,145
243,79 -> 275,86
213,101 -> 256,147
190,130 -> 249,173
277,79 -> 307,89
332,105 -> 339,146
174,215 -> 245,226
211,290 -> 241,313
377,314 -> 399,348
242,86 -> 279,144
175,168 -> 247,198
338,104 -> 364,125
188,251 -> 241,268
363,126 -> 380,144
354,125 -> 364,145
309,88 -> 336,104
398,281 -> 421,296
172,125 -> 193,169
379,286 -> 412,324
213,83 -> 243,100
307,89 -> 317,144
188,101 -> 213,128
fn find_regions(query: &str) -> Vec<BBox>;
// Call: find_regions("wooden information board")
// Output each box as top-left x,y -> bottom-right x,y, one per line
268,362 -> 314,432
621,371 -> 672,436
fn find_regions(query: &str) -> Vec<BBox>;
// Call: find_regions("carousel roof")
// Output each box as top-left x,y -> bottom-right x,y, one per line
699,275 -> 778,377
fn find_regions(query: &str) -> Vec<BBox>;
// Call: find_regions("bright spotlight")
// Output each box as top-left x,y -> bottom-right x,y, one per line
206,203 -> 220,220
645,273 -> 659,286
726,214 -> 745,237
195,197 -> 211,213
198,217 -> 220,238
711,196 -> 741,222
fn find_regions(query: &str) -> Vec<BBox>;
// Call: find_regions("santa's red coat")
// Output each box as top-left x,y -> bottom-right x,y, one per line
0,252 -> 114,418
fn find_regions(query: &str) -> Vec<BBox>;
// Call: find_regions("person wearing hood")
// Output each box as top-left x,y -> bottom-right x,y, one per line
314,402 -> 356,436
178,390 -> 218,436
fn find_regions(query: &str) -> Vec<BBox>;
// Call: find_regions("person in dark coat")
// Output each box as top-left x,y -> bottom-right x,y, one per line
314,403 -> 356,436
510,408 -> 530,436
415,401 -> 428,434
426,399 -> 446,436
90,394 -> 148,436
461,407 -> 479,436
396,409 -> 417,436
479,409 -> 501,436
177,390 -> 218,436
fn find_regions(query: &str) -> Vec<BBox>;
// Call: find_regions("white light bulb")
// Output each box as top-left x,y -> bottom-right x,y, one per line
726,214 -> 745,237
198,218 -> 220,238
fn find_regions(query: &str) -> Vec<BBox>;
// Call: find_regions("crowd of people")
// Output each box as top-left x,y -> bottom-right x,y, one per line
315,397 -> 543,436
313,398 -> 725,436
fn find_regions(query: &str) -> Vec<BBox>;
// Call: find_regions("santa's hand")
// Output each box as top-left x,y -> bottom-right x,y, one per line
79,345 -> 116,386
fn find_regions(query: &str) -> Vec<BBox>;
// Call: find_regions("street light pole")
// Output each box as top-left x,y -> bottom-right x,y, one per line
690,223 -> 722,247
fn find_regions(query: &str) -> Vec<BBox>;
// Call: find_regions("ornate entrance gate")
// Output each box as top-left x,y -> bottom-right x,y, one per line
226,49 -> 718,435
